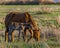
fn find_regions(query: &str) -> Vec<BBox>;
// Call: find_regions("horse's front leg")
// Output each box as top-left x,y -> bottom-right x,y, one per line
29,29 -> 33,38
27,29 -> 33,42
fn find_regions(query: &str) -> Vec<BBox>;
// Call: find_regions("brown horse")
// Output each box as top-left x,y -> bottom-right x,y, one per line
5,12 -> 40,42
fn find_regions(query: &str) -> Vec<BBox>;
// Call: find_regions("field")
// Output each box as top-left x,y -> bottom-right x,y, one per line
0,5 -> 60,48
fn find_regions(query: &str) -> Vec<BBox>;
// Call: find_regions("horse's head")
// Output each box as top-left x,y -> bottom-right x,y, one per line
33,28 -> 40,41
33,28 -> 40,33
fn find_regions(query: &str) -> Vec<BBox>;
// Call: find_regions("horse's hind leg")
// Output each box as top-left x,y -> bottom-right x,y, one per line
11,31 -> 14,42
5,29 -> 8,42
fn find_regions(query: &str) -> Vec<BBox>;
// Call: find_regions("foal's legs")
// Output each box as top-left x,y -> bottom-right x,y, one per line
23,28 -> 28,42
8,29 -> 14,42
18,30 -> 22,40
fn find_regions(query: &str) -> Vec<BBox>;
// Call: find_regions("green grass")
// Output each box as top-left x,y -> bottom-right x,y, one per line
47,40 -> 60,48
0,5 -> 60,48
0,5 -> 60,16
0,39 -> 49,48
0,23 -> 4,30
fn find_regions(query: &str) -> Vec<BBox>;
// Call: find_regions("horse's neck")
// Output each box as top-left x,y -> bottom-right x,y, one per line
30,21 -> 38,30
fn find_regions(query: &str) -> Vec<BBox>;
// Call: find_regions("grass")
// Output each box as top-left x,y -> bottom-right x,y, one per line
47,40 -> 60,48
0,23 -> 4,30
0,5 -> 60,16
0,38 -> 49,48
0,5 -> 60,48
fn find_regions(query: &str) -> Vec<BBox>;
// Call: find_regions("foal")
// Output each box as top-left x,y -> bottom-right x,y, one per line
24,24 -> 40,42
8,22 -> 33,42
8,22 -> 25,42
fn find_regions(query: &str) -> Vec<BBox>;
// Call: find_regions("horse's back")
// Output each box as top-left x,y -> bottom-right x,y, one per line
5,12 -> 30,28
